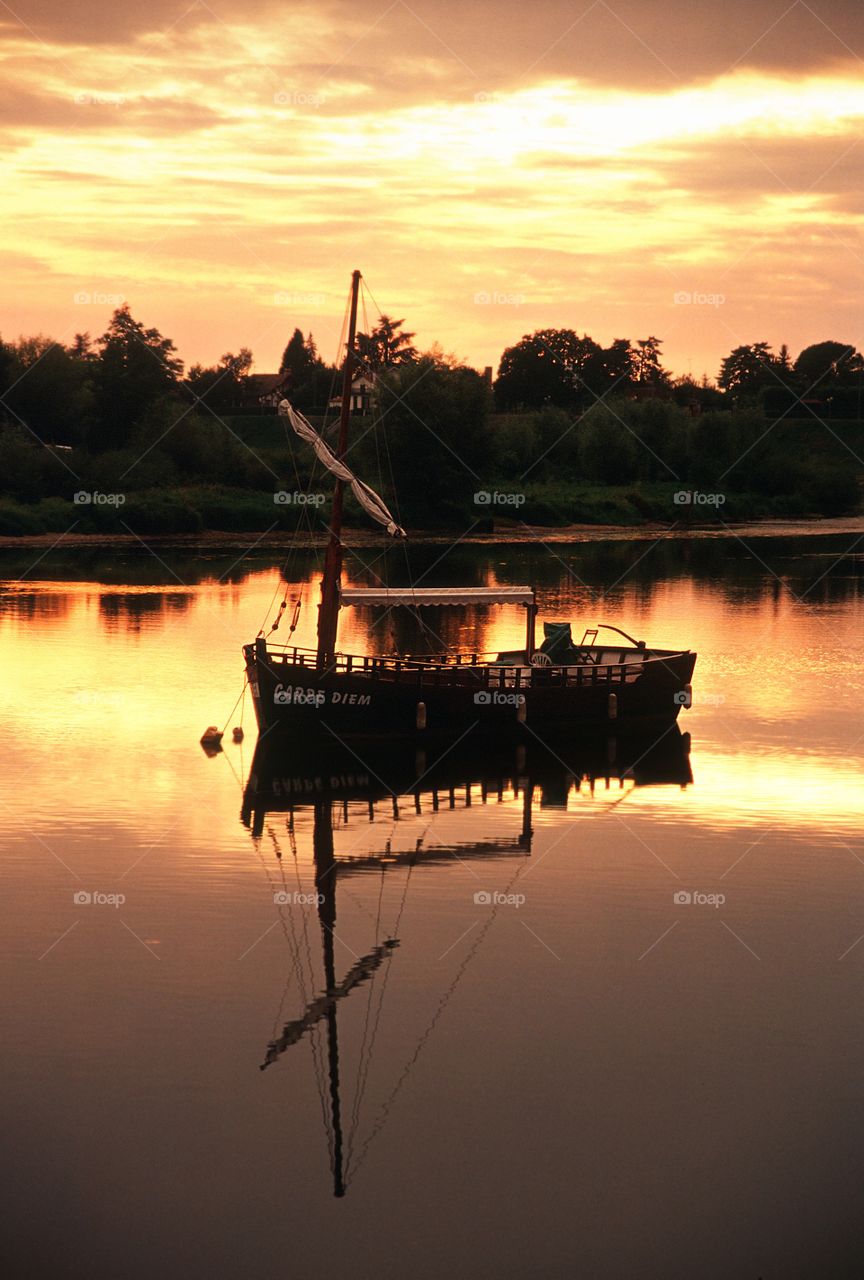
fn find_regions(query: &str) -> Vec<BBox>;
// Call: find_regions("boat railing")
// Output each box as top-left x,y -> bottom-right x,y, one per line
254,642 -> 685,688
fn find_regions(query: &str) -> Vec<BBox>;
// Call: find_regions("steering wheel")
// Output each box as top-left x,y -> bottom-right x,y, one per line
530,651 -> 552,667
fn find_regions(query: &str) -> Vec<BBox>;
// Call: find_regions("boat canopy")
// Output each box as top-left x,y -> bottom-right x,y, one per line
340,586 -> 536,608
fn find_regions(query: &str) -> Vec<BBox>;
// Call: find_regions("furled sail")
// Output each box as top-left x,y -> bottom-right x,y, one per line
279,400 -> 406,538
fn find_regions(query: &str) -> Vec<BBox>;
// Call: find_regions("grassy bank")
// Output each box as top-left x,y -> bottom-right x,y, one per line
0,479 -> 855,538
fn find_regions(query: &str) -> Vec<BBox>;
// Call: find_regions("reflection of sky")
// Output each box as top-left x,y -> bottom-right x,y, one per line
1,546 -> 862,845
3,539 -> 864,1280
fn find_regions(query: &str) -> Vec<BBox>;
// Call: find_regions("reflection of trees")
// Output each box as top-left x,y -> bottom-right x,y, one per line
98,592 -> 194,630
2,534 -> 859,638
0,549 -> 297,588
338,537 -> 863,612
366,604 -> 491,657
0,592 -> 72,622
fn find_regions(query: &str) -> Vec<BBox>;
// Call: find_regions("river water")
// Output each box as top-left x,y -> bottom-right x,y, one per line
2,530 -> 863,1279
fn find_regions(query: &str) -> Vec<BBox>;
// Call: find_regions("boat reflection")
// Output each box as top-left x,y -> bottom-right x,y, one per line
240,728 -> 692,1197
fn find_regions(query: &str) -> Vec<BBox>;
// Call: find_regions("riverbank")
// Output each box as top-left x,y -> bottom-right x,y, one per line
2,516 -> 863,552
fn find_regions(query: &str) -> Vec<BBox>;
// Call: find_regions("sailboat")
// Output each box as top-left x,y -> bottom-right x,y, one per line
243,270 -> 697,740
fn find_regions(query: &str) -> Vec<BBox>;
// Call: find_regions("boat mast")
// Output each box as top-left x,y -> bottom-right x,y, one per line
317,268 -> 362,667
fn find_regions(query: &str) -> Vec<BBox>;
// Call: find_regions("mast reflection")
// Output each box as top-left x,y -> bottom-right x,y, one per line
241,728 -> 692,1196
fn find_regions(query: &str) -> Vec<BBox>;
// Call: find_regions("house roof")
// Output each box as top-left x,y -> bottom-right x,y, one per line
245,373 -> 291,396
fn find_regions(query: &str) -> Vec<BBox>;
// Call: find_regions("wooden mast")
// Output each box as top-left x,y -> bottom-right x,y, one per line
317,268 -> 362,667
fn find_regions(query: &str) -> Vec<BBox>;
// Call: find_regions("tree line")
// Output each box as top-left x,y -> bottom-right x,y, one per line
0,305 -> 861,534
2,303 -> 862,452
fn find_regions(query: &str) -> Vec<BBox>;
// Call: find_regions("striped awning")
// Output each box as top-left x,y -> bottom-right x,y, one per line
340,586 -> 535,608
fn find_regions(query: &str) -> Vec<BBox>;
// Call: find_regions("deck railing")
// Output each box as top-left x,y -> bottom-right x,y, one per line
250,642 -> 671,688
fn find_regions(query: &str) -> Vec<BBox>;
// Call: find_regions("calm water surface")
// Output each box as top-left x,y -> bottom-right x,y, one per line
2,533 -> 864,1279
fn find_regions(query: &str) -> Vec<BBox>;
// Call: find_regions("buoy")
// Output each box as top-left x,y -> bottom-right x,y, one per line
517,699 -> 526,723
416,701 -> 427,730
232,726 -> 244,743
200,725 -> 223,744
608,692 -> 618,721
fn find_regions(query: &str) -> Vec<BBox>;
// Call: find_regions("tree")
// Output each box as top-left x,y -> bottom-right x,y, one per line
91,305 -> 183,448
373,358 -> 490,525
582,338 -> 637,396
356,315 -> 417,370
279,329 -> 319,382
634,336 -> 671,387
494,329 -> 600,410
794,341 -> 863,389
222,348 -> 253,378
278,329 -> 331,411
671,375 -> 725,413
1,335 -> 91,445
70,332 -> 96,362
186,349 -> 253,414
718,343 -> 776,398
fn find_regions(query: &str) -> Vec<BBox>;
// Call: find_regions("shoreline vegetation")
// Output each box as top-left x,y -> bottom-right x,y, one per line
2,306 -> 862,540
2,516 -> 863,552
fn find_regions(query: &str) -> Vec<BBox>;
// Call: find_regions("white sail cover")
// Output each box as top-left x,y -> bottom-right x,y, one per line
279,400 -> 406,538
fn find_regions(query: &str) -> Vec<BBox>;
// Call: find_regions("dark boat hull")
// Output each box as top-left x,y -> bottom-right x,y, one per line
244,641 -> 697,741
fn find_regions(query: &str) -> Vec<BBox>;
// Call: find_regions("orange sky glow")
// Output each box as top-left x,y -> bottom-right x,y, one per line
2,0 -> 863,379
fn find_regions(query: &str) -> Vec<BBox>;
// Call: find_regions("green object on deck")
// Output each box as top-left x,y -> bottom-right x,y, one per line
539,622 -> 573,659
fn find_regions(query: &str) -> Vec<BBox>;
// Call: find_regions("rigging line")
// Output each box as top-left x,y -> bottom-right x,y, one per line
359,284 -> 370,354
264,303 -> 351,637
220,676 -> 249,737
263,824 -> 329,1044
343,859 -> 415,1181
344,865 -> 387,1167
267,819 -> 335,1161
345,855 -> 530,1188
287,820 -> 323,1014
219,743 -> 246,796
252,838 -> 299,1028
359,278 -> 388,335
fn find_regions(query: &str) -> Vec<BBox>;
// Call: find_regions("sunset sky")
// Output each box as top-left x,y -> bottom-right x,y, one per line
2,0 -> 863,380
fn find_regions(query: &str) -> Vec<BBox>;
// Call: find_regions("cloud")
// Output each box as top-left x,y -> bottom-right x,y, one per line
1,3 -> 863,378
7,0 -> 864,89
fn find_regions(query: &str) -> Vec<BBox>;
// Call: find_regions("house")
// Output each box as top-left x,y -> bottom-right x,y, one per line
243,372 -> 293,411
328,372 -> 377,415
